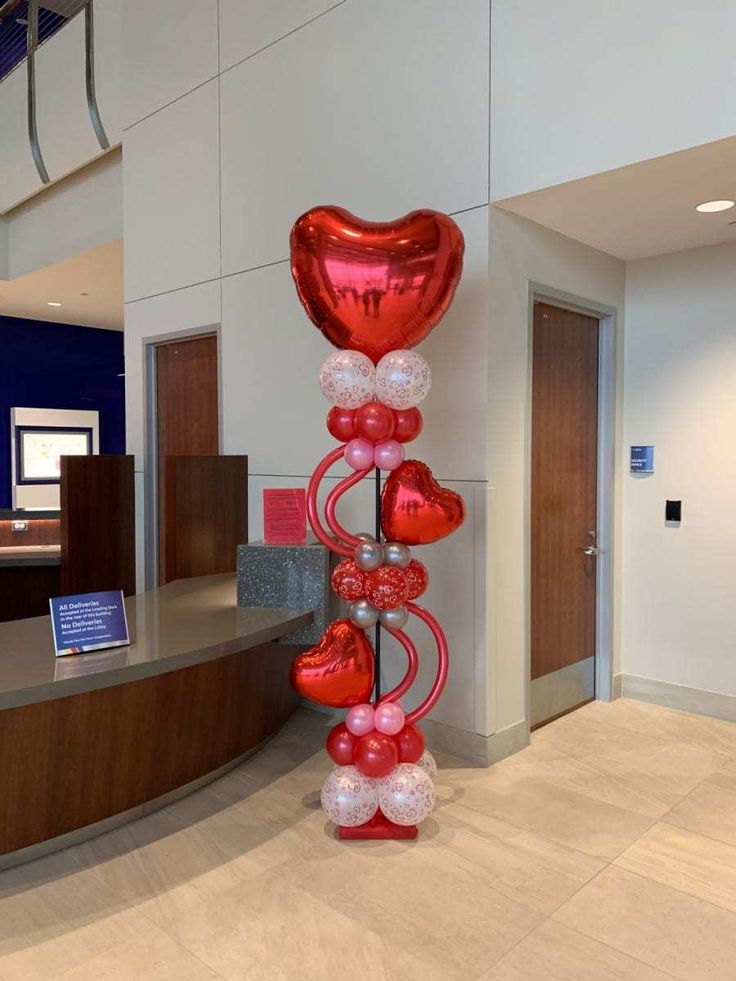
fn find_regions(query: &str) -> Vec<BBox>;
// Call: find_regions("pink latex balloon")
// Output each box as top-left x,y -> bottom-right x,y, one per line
374,439 -> 404,472
345,702 -> 375,736
345,438 -> 375,471
374,701 -> 405,735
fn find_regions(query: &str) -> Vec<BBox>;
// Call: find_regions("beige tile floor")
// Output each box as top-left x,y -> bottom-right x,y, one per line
2,698 -> 736,979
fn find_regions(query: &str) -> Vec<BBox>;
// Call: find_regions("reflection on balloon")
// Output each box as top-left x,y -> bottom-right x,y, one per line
321,766 -> 378,827
355,401 -> 395,442
374,439 -> 404,471
354,732 -> 398,779
326,723 -> 357,766
319,350 -> 376,408
331,560 -> 366,602
291,206 -> 465,363
345,702 -> 375,737
345,437 -> 374,471
290,620 -> 374,707
394,724 -> 425,764
326,406 -> 357,442
393,407 -> 423,443
381,460 -> 465,545
374,701 -> 405,736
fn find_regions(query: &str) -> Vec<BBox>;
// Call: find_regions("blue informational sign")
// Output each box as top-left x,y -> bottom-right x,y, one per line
630,445 -> 654,473
49,590 -> 130,657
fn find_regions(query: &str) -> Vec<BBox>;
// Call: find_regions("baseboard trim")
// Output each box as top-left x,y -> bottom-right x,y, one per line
423,717 -> 530,767
620,674 -> 736,724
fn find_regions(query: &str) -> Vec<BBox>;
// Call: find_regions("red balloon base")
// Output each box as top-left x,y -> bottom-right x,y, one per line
339,811 -> 418,840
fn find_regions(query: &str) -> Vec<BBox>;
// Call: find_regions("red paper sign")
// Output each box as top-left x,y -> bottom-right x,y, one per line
263,488 -> 307,545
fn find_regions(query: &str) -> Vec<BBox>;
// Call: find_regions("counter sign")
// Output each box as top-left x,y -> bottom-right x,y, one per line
50,590 -> 130,657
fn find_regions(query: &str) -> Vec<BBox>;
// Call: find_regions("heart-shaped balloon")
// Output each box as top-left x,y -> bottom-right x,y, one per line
290,206 -> 464,363
290,619 -> 375,708
381,460 -> 465,546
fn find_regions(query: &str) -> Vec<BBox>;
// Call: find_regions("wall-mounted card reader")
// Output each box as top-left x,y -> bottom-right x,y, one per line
665,500 -> 681,523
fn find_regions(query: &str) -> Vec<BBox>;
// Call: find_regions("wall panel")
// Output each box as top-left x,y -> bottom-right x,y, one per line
220,0 -> 490,274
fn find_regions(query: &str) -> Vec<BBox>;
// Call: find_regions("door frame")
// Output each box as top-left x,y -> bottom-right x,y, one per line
142,326 -> 222,590
525,284 -> 617,725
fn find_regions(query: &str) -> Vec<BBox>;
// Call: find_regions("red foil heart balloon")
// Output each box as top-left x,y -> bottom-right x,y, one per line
381,460 -> 465,546
290,619 -> 374,708
290,206 -> 464,363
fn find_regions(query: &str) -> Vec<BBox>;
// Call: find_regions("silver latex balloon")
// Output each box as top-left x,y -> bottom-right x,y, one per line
379,606 -> 408,630
355,532 -> 376,542
354,540 -> 384,572
383,541 -> 411,569
349,598 -> 379,629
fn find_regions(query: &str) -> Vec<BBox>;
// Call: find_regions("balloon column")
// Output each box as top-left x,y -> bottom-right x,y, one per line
289,206 -> 465,840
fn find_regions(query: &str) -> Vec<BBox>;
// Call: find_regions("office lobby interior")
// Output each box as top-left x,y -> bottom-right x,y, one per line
1,2 -> 735,978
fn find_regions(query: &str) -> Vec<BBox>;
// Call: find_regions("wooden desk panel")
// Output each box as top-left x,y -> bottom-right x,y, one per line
0,640 -> 301,855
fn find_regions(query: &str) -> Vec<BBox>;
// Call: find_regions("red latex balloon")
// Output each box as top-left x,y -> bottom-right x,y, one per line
290,206 -> 465,363
327,406 -> 357,442
355,401 -> 395,443
381,460 -> 465,546
290,620 -> 374,708
354,732 -> 399,779
404,559 -> 429,600
331,559 -> 366,601
326,722 -> 357,765
392,407 -> 423,444
394,724 -> 425,764
364,566 -> 408,611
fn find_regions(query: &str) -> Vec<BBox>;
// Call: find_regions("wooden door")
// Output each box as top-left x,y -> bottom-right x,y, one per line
156,335 -> 219,584
531,302 -> 599,727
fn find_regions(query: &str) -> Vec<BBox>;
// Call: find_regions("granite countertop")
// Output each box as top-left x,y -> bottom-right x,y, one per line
0,573 -> 312,711
0,545 -> 61,568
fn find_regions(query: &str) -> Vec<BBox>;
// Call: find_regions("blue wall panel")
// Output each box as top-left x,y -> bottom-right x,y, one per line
0,317 -> 125,509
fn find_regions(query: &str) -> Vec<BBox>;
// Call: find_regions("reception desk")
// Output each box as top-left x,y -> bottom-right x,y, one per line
0,573 -> 312,868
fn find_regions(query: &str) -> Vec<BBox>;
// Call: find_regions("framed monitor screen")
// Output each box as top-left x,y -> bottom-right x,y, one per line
17,426 -> 93,484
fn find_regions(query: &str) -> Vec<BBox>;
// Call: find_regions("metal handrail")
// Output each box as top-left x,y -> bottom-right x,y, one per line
27,0 -> 50,183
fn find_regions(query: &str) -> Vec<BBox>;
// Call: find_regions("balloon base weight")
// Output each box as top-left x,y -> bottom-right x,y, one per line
339,812 -> 418,841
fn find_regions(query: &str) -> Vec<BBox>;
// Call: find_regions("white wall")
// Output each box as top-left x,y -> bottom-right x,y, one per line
6,151 -> 122,280
623,242 -> 736,697
490,0 -> 736,200
123,0 -> 492,744
488,209 -> 626,731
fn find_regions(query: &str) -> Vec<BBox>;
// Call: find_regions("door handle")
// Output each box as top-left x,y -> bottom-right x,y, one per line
580,545 -> 600,556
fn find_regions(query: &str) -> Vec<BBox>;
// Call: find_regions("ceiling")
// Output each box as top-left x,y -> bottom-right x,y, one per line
494,136 -> 736,261
0,239 -> 123,329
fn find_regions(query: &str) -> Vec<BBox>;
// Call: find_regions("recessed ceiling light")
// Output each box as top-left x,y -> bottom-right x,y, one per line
695,199 -> 735,213
47,301 -> 63,307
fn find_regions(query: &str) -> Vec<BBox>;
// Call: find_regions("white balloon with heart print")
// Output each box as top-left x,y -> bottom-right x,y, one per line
415,750 -> 438,782
321,765 -> 378,827
319,350 -> 376,409
377,762 -> 436,826
375,350 -> 432,409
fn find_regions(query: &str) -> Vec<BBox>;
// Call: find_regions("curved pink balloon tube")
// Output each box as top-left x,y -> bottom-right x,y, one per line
306,445 -> 372,556
378,627 -> 419,706
325,471 -> 366,549
306,446 -> 353,556
404,601 -> 450,726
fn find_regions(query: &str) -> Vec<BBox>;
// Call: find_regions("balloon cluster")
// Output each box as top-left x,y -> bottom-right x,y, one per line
321,350 -> 430,472
289,205 -> 466,838
332,550 -> 428,631
323,703 -> 438,826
